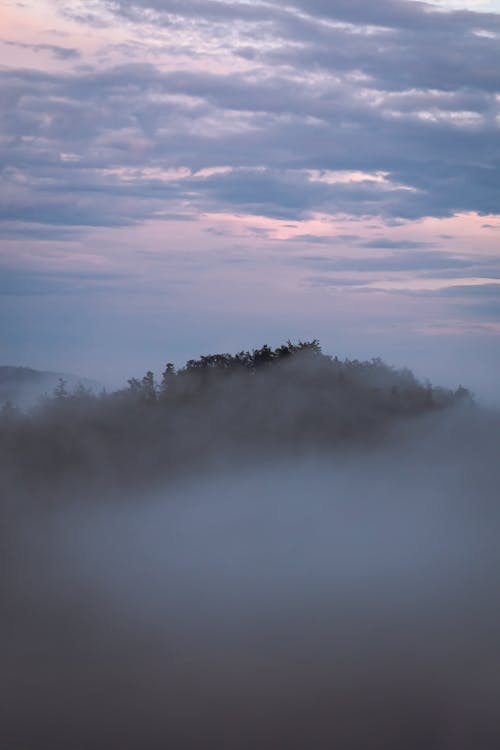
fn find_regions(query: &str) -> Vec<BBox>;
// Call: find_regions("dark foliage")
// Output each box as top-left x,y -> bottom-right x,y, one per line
0,341 -> 471,498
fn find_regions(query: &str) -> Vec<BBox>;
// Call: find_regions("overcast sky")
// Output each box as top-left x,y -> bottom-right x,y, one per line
1,0 -> 499,400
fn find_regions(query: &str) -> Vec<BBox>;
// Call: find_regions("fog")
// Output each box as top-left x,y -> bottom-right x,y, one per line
0,366 -> 102,410
2,344 -> 500,749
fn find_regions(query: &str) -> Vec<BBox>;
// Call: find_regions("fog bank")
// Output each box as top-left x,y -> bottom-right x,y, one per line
3,410 -> 500,749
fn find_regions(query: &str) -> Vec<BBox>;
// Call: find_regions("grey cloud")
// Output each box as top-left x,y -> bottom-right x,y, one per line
302,275 -> 364,288
187,169 -> 330,219
418,263 -> 500,280
418,283 -> 500,321
0,186 -> 171,227
293,251 -> 477,274
110,0 -> 500,93
0,0 -> 499,230
290,0 -> 500,32
454,298 -> 500,322
0,223 -> 81,241
0,40 -> 80,60
288,234 -> 337,245
361,239 -> 432,250
108,0 -> 500,34
264,27 -> 500,95
186,168 -> 441,220
436,282 -> 500,298
115,0 -> 282,23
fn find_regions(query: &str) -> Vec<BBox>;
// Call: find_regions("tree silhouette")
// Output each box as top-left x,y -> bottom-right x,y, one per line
0,338 -> 475,494
53,378 -> 68,400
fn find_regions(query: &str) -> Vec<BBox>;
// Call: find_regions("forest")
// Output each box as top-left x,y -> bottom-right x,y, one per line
0,340 -> 472,498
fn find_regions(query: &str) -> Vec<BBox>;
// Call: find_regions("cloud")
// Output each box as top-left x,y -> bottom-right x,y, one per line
0,0 -> 498,234
410,280 -> 500,323
103,0 -> 500,33
0,39 -> 81,60
295,250 -> 477,273
361,239 -> 433,250
0,223 -> 81,241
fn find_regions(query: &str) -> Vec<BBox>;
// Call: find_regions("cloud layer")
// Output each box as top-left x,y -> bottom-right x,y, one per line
1,0 -> 499,230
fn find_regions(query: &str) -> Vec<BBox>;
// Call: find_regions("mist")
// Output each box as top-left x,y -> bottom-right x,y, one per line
2,343 -> 500,749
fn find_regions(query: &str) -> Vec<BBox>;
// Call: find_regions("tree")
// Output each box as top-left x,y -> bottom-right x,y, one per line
160,363 -> 176,398
454,385 -> 473,404
127,371 -> 157,403
53,378 -> 68,400
141,371 -> 157,403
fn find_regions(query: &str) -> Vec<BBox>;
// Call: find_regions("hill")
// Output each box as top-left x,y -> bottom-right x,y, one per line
0,340 -> 474,496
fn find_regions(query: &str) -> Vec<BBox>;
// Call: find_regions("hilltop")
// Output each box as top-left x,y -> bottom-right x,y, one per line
0,340 -> 474,497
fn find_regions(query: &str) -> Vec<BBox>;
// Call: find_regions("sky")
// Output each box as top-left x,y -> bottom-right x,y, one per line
0,0 -> 499,400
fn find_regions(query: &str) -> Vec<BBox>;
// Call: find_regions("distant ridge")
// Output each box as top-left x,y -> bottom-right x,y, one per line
0,365 -> 102,407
